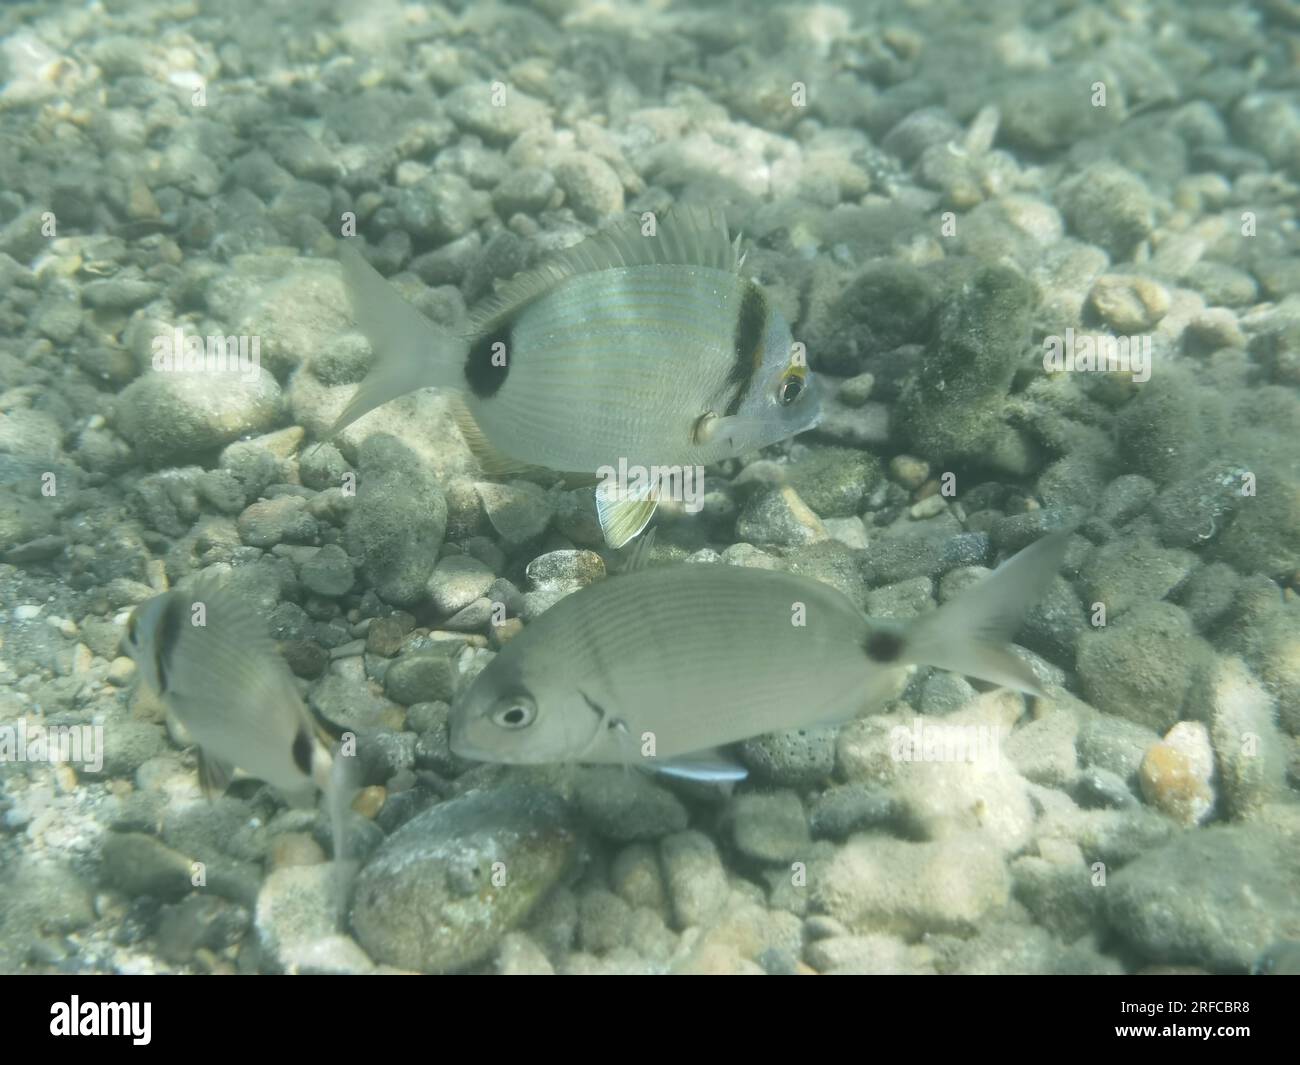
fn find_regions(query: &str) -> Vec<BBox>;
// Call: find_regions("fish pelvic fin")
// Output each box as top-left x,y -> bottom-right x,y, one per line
330,240 -> 467,435
893,530 -> 1072,696
595,475 -> 659,549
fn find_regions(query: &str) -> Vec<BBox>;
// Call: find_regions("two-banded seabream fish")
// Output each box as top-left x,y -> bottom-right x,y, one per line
334,208 -> 822,546
121,580 -> 355,904
449,533 -> 1071,781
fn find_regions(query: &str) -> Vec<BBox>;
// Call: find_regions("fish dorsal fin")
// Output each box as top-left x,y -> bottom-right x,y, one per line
595,475 -> 660,549
465,206 -> 741,339
447,394 -> 546,478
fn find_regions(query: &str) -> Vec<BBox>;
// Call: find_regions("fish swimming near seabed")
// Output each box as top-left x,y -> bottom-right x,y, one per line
121,578 -> 357,914
332,207 -> 823,546
449,532 -> 1072,782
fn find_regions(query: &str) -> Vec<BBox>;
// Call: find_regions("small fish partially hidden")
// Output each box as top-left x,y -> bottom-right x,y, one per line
450,532 -> 1071,781
121,579 -> 356,911
333,208 -> 822,546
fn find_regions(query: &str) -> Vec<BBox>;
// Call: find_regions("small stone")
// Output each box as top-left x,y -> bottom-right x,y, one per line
909,494 -> 946,520
553,152 -> 624,222
659,830 -> 729,930
525,549 -> 606,591
735,486 -> 827,545
811,833 -> 1009,937
573,768 -> 688,842
349,784 -> 577,973
1138,721 -> 1215,826
298,544 -> 355,597
445,83 -> 550,144
384,646 -> 460,705
427,555 -> 495,615
889,454 -> 929,489
1088,274 -> 1170,332
475,481 -> 553,547
738,726 -> 836,786
1107,824 -> 1300,972
730,791 -> 811,863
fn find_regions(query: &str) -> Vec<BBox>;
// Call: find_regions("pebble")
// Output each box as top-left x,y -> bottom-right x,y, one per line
350,784 -> 577,973
659,831 -> 729,930
475,481 -> 553,547
115,369 -> 284,466
1087,274 -> 1170,332
1138,721 -> 1216,826
384,646 -> 460,705
553,152 -> 625,222
298,544 -> 355,597
344,435 -> 447,607
738,726 -> 836,786
427,554 -> 495,615
735,486 -> 827,546
729,791 -> 811,863
1107,824 -> 1300,972
811,833 -> 1010,938
573,768 -> 689,842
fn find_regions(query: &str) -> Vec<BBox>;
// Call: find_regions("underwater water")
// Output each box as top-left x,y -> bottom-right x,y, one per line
0,0 -> 1297,979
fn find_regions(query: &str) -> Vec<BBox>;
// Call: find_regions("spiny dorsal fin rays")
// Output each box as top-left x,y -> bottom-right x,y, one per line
464,206 -> 741,340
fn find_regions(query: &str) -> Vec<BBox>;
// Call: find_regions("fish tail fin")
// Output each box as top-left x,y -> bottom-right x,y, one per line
330,240 -> 467,435
898,531 -> 1071,696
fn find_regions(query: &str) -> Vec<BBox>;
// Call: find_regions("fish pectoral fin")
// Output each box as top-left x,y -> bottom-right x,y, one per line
197,749 -> 236,800
650,749 -> 748,784
595,477 -> 659,549
447,395 -> 547,478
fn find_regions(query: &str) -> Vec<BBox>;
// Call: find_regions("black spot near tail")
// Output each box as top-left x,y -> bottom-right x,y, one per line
864,629 -> 905,663
464,331 -> 511,398
724,283 -> 767,415
292,729 -> 314,777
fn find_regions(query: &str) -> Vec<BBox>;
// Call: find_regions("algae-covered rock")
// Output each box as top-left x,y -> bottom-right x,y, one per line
895,262 -> 1037,472
350,784 -> 577,973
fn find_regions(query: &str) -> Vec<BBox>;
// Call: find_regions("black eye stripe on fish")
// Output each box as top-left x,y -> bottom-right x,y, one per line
292,728 -> 314,776
463,330 -> 512,398
724,283 -> 768,417
154,595 -> 186,694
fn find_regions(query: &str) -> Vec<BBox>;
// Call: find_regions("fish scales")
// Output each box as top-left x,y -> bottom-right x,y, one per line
470,266 -> 753,471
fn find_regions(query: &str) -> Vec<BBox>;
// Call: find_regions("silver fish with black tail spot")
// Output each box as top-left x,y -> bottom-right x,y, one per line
332,207 -> 823,547
449,532 -> 1072,782
121,578 -> 357,912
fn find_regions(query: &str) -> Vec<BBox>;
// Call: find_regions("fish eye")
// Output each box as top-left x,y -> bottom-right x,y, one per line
778,371 -> 806,405
491,695 -> 537,731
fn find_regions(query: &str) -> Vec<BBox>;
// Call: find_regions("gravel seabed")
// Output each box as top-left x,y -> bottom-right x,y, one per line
0,0 -> 1297,975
